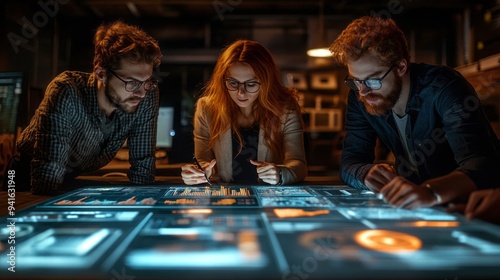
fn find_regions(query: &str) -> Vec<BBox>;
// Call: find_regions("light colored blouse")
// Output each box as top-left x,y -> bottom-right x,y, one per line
193,97 -> 308,185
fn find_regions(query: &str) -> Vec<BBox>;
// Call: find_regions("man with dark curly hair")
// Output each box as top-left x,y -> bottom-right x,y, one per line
330,16 -> 500,210
4,20 -> 162,194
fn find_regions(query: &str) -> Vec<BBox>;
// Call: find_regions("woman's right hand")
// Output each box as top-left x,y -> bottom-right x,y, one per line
181,159 -> 216,185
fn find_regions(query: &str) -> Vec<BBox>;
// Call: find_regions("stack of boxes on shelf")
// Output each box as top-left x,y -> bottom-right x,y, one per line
285,71 -> 343,132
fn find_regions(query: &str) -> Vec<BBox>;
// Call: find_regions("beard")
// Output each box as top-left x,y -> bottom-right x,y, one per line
105,83 -> 142,114
359,74 -> 402,116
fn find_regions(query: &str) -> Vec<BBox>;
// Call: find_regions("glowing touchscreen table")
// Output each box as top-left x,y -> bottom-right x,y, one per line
1,185 -> 500,280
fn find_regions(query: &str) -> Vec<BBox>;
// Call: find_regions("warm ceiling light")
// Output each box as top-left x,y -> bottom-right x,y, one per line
307,47 -> 331,57
126,2 -> 140,17
307,0 -> 331,58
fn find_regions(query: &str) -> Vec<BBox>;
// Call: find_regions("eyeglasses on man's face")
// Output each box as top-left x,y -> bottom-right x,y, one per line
108,69 -> 158,92
224,79 -> 261,93
344,65 -> 394,91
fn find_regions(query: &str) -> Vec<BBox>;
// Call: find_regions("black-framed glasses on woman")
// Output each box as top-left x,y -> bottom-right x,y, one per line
344,65 -> 394,91
108,69 -> 158,92
224,79 -> 261,93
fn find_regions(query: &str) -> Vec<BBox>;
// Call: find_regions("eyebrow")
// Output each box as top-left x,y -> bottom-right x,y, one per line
347,69 -> 385,80
117,71 -> 154,82
226,77 -> 258,82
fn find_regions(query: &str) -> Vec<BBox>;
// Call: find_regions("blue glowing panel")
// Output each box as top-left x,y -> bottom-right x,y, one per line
260,196 -> 334,208
5,228 -> 122,269
273,227 -> 500,279
254,186 -> 315,196
338,207 -> 457,221
123,214 -> 270,270
14,211 -> 139,222
43,187 -> 165,207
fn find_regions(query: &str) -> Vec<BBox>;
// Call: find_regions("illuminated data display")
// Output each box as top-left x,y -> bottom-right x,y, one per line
165,186 -> 253,196
49,187 -> 163,206
12,228 -> 122,269
254,186 -> 315,196
1,184 -> 500,280
14,211 -> 140,222
125,214 -> 269,269
45,186 -> 259,208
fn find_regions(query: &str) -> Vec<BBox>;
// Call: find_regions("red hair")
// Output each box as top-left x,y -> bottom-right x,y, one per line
329,16 -> 410,67
198,39 -> 302,161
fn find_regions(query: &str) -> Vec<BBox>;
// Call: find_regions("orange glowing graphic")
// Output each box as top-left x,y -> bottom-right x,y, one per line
172,209 -> 213,214
117,196 -> 136,204
212,186 -> 251,196
118,196 -> 156,205
273,208 -> 330,218
116,196 -> 157,205
54,196 -> 89,205
176,187 -> 210,196
354,230 -> 422,254
164,198 -> 198,205
140,198 -> 157,205
212,198 -> 237,205
54,196 -> 157,205
238,230 -> 262,261
407,221 -> 459,227
174,186 -> 251,197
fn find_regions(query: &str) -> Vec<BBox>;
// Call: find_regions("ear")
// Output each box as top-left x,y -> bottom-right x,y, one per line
94,66 -> 106,82
395,59 -> 408,77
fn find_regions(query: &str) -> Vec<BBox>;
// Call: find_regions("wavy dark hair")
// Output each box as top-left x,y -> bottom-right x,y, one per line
93,20 -> 162,71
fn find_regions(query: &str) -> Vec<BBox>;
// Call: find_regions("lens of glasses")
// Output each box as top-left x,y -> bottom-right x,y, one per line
224,79 -> 260,93
125,79 -> 157,92
364,80 -> 382,90
125,81 -> 140,92
344,79 -> 382,91
143,79 -> 157,91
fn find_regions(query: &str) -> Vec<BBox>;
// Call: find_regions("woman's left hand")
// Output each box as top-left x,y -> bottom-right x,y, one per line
250,160 -> 281,185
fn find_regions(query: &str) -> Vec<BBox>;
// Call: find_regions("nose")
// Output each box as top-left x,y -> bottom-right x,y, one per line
132,87 -> 146,98
237,85 -> 246,95
357,83 -> 371,96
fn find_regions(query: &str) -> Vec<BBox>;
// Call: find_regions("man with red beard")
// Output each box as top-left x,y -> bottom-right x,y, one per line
329,16 -> 500,210
3,20 -> 162,194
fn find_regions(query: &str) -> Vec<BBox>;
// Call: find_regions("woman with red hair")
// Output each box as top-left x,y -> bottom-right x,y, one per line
181,39 -> 307,185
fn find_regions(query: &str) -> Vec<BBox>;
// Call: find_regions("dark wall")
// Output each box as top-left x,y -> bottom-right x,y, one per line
1,0 -> 498,167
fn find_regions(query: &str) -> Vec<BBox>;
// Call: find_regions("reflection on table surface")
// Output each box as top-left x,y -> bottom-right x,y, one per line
1,184 -> 500,280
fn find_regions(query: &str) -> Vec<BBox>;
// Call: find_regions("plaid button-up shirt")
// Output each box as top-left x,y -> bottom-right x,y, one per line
16,71 -> 159,193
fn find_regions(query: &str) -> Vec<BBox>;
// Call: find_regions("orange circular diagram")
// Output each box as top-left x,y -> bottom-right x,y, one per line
354,229 -> 422,254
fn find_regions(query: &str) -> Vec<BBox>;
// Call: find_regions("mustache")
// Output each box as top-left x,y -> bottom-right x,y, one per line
359,93 -> 383,101
124,97 -> 143,103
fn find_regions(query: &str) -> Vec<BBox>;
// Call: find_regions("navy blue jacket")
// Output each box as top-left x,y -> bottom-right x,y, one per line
340,63 -> 500,189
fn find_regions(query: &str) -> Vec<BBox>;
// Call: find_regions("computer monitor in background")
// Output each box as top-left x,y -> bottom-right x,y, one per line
108,106 -> 176,162
0,72 -> 25,176
0,72 -> 24,135
156,107 -> 175,149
